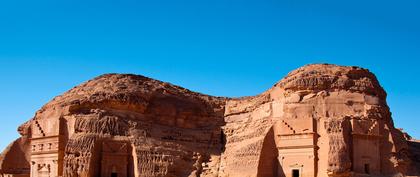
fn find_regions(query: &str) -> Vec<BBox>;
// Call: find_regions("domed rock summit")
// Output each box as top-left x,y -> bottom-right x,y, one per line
1,64 -> 419,177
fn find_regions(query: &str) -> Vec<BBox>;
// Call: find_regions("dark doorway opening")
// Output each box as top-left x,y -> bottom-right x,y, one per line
111,172 -> 118,177
292,169 -> 300,177
364,164 -> 370,174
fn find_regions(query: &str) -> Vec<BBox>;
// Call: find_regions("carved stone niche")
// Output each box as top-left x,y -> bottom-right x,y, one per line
100,141 -> 135,177
324,117 -> 352,177
350,118 -> 381,175
30,135 -> 63,177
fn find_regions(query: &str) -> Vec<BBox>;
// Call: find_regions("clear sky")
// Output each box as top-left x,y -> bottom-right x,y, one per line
0,0 -> 419,151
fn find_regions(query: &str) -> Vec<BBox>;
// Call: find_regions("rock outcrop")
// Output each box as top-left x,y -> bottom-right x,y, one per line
0,64 -> 418,177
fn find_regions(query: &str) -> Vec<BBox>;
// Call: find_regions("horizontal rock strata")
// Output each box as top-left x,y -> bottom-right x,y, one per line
0,64 -> 418,177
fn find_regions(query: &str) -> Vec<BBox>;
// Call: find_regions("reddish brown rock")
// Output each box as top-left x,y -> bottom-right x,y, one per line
0,64 -> 418,177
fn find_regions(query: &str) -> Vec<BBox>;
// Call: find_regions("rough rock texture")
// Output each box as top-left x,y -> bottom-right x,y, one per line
0,64 -> 419,177
406,137 -> 420,175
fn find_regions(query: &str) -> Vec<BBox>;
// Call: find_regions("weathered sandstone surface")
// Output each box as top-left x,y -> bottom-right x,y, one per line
0,64 -> 419,177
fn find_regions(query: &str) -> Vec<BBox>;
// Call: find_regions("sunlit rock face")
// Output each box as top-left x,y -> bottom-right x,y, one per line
0,64 -> 418,177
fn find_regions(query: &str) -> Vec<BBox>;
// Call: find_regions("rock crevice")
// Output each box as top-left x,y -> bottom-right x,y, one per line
0,64 -> 418,177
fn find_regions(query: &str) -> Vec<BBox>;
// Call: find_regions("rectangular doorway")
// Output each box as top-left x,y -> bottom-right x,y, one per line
111,172 -> 118,177
364,164 -> 370,174
292,169 -> 300,177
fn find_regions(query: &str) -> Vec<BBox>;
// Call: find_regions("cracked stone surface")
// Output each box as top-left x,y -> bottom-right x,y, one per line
1,64 -> 419,177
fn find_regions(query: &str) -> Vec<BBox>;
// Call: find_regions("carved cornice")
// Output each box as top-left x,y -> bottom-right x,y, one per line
30,135 -> 62,141
277,145 -> 318,150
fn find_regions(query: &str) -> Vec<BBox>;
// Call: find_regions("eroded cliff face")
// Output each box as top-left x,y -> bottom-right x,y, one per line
220,64 -> 412,177
39,74 -> 226,177
0,64 -> 418,177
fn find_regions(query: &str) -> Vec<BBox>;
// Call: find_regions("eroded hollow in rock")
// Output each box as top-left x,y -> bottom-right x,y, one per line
0,64 -> 419,177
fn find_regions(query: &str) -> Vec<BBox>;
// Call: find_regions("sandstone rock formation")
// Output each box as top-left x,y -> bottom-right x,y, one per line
0,64 -> 419,177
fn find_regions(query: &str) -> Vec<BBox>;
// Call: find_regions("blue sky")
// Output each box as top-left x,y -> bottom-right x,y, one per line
0,0 -> 419,151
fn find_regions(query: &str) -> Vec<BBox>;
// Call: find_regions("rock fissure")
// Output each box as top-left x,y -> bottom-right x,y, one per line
0,64 -> 419,177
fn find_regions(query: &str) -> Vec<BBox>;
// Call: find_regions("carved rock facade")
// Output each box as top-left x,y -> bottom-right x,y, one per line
0,64 -> 419,177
